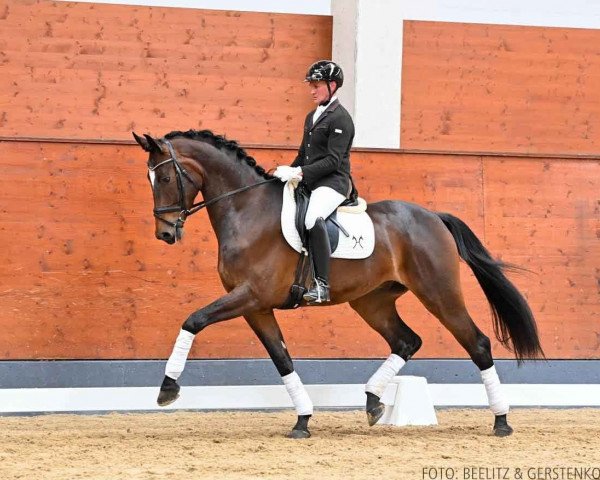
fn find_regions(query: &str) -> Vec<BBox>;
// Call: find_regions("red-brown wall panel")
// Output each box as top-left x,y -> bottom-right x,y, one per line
402,21 -> 600,155
1,5 -> 597,361
1,141 -> 596,360
483,157 -> 600,357
0,1 -> 331,144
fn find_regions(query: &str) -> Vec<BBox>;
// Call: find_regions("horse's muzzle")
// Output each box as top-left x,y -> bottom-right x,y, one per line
156,230 -> 176,244
155,214 -> 185,244
156,224 -> 184,244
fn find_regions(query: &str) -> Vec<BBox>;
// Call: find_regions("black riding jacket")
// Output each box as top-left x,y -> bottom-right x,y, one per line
291,99 -> 355,198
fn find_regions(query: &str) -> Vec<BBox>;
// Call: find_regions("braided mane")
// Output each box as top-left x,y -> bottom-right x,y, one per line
164,129 -> 273,179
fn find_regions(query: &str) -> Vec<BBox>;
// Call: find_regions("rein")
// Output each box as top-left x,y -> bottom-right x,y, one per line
185,177 -> 278,216
150,139 -> 277,229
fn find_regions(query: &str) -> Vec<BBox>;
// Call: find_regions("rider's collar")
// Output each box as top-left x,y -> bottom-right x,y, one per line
318,95 -> 337,108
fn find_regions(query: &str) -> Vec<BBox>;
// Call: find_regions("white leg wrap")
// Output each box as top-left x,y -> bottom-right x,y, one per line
165,329 -> 195,380
481,365 -> 510,416
282,371 -> 313,416
365,354 -> 406,398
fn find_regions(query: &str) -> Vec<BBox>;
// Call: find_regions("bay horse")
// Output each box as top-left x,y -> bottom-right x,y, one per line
133,129 -> 543,438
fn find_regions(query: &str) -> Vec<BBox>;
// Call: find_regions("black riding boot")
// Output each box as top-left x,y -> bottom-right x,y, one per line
303,217 -> 331,304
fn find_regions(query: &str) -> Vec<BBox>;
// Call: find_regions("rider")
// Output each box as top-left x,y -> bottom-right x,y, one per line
273,60 -> 356,304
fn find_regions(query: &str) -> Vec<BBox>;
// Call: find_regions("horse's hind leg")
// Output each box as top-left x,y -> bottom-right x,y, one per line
405,250 -> 512,436
349,282 -> 422,426
420,302 -> 512,436
423,306 -> 512,436
244,311 -> 313,439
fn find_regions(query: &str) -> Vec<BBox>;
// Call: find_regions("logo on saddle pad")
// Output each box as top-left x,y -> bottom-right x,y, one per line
352,235 -> 364,249
281,181 -> 375,260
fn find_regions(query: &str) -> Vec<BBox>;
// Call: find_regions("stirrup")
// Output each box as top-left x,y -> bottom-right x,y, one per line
303,278 -> 330,304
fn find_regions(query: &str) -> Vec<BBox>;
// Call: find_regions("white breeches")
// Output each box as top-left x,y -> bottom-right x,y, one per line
304,186 -> 346,230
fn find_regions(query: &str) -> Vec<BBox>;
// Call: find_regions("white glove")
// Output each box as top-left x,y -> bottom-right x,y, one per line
273,166 -> 303,182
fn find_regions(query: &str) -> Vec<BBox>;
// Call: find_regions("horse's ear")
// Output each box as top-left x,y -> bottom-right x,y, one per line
144,134 -> 163,153
132,132 -> 163,153
132,131 -> 151,152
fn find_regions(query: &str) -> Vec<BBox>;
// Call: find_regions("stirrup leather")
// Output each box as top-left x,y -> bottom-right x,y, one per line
303,277 -> 330,304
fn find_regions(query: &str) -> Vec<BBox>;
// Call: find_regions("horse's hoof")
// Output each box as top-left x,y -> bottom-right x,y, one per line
157,388 -> 180,406
157,377 -> 181,407
366,403 -> 386,426
157,390 -> 180,407
493,414 -> 513,437
493,424 -> 513,437
288,429 -> 311,439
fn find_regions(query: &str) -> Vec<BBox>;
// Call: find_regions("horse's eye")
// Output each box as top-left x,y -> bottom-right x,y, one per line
161,176 -> 171,183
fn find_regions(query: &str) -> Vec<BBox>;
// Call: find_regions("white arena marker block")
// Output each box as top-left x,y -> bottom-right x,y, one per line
377,376 -> 438,426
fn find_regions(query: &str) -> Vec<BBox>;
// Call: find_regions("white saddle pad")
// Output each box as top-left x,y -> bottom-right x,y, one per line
281,181 -> 375,259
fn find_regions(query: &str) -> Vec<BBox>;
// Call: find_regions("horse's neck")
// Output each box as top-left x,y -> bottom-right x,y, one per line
201,166 -> 249,205
200,156 -> 280,244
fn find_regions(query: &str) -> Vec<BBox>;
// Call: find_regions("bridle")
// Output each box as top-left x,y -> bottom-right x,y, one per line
149,139 -> 277,229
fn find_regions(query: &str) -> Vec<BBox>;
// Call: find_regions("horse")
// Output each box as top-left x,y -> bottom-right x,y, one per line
132,129 -> 544,439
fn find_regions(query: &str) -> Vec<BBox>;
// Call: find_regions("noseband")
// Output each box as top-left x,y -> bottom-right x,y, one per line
149,139 -> 277,229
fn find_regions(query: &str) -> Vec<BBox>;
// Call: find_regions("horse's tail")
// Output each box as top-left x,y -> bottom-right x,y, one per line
437,212 -> 544,363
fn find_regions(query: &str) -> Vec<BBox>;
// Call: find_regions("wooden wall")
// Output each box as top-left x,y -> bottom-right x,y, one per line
399,19 -> 600,359
0,3 -> 597,361
402,21 -> 600,155
0,0 -> 329,145
0,141 -> 597,360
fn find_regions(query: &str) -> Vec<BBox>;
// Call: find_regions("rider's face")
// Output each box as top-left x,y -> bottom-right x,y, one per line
308,80 -> 336,105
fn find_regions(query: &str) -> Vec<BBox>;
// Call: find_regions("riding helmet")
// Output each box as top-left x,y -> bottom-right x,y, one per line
304,60 -> 344,89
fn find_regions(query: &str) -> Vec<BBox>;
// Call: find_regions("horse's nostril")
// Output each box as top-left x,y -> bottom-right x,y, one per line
157,231 -> 175,243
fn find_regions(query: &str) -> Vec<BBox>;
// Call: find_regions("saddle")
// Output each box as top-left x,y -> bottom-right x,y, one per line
293,182 -> 356,253
279,182 -> 374,310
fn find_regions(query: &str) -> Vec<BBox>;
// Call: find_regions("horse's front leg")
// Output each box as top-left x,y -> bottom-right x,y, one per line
244,311 -> 313,439
157,284 -> 259,406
